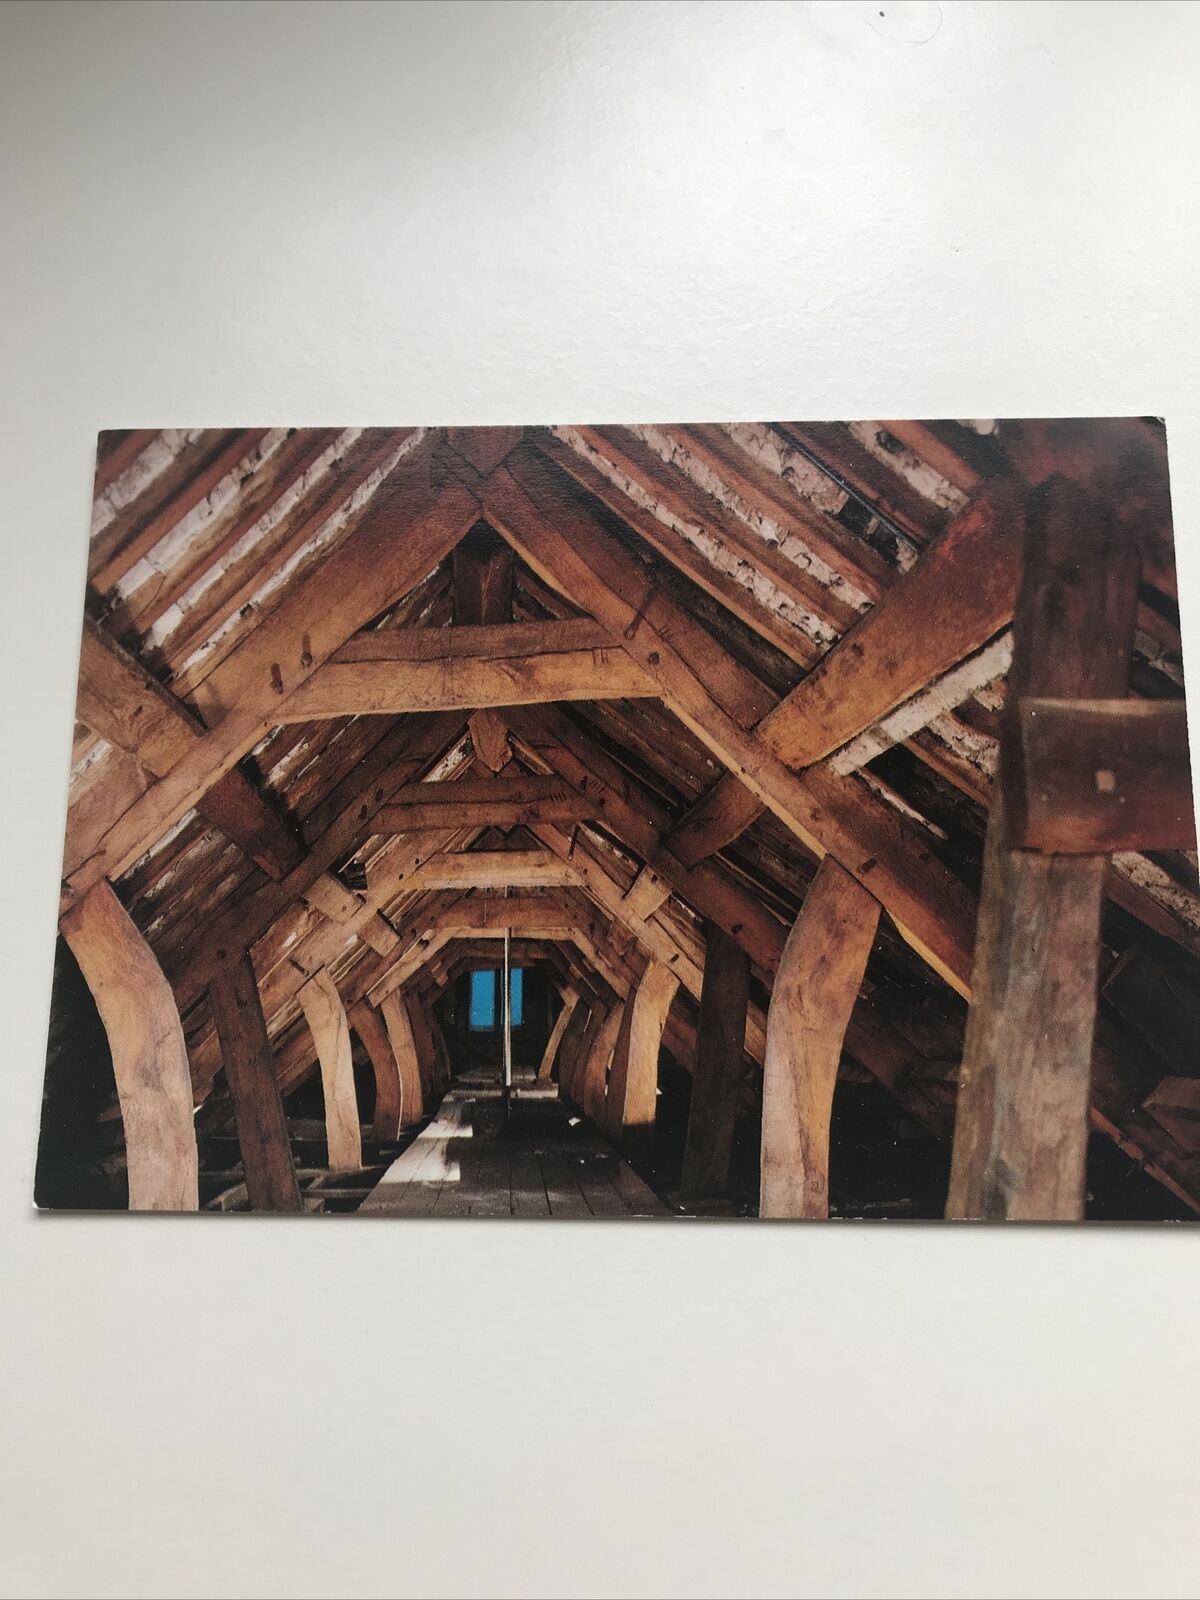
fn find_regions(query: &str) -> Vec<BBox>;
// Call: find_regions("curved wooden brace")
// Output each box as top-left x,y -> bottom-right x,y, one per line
379,993 -> 425,1127
557,1000 -> 597,1106
538,988 -> 580,1081
60,882 -> 199,1211
297,968 -> 362,1171
760,859 -> 879,1219
402,995 -> 441,1102
579,1002 -> 626,1124
605,960 -> 680,1137
349,1000 -> 404,1142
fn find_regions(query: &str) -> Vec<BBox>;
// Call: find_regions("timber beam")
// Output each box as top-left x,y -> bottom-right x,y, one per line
480,447 -> 978,996
1006,698 -> 1195,854
371,774 -> 600,833
297,968 -> 363,1171
61,882 -> 199,1211
61,435 -> 481,908
760,859 -> 880,1219
664,486 -> 1023,866
948,477 -> 1141,1221
278,619 -> 652,720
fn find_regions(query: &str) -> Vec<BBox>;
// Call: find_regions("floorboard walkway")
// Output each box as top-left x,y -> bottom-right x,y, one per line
359,1083 -> 669,1218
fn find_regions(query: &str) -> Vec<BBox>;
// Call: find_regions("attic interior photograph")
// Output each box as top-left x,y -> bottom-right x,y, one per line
39,416 -> 1197,1223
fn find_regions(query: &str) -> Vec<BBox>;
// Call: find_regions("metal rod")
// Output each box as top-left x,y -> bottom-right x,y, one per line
502,923 -> 513,1118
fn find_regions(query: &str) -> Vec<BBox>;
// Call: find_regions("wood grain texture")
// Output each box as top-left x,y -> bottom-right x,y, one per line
468,709 -> 512,772
948,478 -> 1142,1220
455,530 -> 516,768
279,631 -> 651,719
297,968 -> 362,1171
666,487 -> 1023,863
504,703 -> 788,976
606,960 -> 679,1136
534,426 -> 825,666
63,442 -> 479,904
538,990 -> 581,1081
404,998 -> 444,1100
1008,697 -> 1196,853
91,430 -> 261,593
760,860 -> 880,1218
379,993 -> 425,1127
482,450 -> 976,996
72,618 -> 304,880
60,882 -> 198,1211
349,1000 -> 404,1142
679,926 -> 751,1202
578,1002 -> 625,1124
557,1000 -> 597,1105
401,850 -> 575,890
176,715 -> 463,1011
373,773 -> 598,833
209,954 -> 301,1211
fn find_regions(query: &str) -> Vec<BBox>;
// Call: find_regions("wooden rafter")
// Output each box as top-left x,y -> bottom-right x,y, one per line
665,486 -> 1024,865
62,436 -> 481,907
52,420 -> 1200,1220
481,454 -> 978,994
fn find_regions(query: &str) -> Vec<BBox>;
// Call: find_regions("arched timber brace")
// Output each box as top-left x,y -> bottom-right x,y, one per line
606,961 -> 679,1138
579,1002 -> 625,1123
558,999 -> 597,1105
948,478 -> 1141,1221
480,450 -> 978,996
297,968 -> 362,1172
209,953 -> 301,1212
349,1000 -> 404,1142
538,989 -> 580,1081
760,860 -> 880,1219
680,926 -> 751,1203
60,882 -> 199,1211
379,993 -> 424,1126
403,996 -> 441,1101
50,421 -> 1199,1223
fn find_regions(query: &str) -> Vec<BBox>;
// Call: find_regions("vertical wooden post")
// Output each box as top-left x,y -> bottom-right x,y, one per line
348,1000 -> 404,1142
680,925 -> 750,1202
60,881 -> 199,1211
297,967 -> 362,1172
760,860 -> 879,1218
455,527 -> 513,771
209,953 -> 301,1212
947,479 -> 1141,1220
538,988 -> 580,1081
605,961 -> 679,1139
379,992 -> 424,1125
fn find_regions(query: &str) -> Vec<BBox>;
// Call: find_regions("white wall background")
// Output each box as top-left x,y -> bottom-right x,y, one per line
1,3 -> 1198,1596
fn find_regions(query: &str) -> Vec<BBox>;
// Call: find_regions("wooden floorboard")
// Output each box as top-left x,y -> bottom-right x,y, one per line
358,1085 -> 670,1219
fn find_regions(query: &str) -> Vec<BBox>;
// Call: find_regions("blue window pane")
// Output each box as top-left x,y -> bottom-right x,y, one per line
509,967 -> 524,1028
469,968 -> 497,1030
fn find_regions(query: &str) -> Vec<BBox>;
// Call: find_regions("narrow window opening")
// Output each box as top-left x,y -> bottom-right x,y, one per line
469,968 -> 497,1030
509,967 -> 524,1028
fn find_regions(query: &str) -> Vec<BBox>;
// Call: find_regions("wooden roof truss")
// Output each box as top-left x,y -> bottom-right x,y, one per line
56,417 -> 1199,1216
